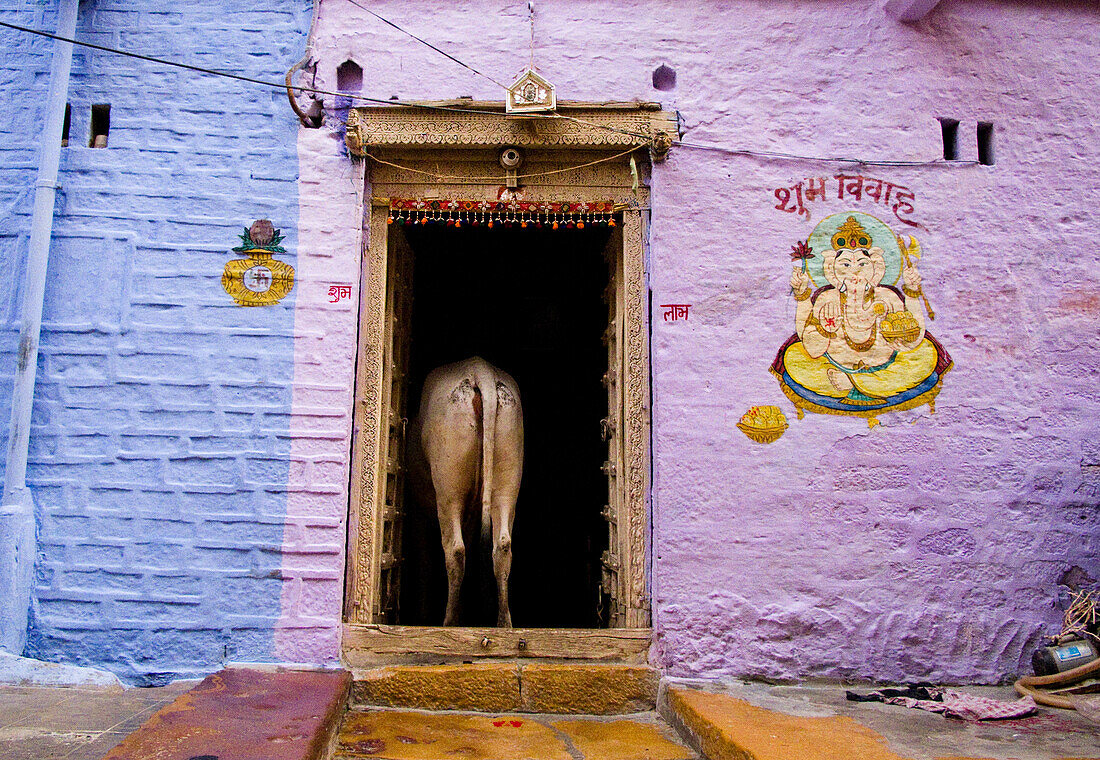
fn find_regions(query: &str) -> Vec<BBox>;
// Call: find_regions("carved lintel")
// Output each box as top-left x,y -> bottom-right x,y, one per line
344,104 -> 677,155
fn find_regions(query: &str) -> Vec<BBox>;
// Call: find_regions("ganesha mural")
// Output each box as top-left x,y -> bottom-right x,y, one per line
771,212 -> 951,426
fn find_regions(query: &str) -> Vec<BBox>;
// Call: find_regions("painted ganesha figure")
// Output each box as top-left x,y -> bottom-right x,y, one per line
771,213 -> 952,423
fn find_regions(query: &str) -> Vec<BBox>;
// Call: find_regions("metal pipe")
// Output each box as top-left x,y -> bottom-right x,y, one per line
1,0 -> 79,654
285,0 -> 322,127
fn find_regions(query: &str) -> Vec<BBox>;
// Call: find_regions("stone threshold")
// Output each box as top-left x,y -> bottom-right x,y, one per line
335,707 -> 696,760
352,662 -> 658,714
100,667 -> 351,760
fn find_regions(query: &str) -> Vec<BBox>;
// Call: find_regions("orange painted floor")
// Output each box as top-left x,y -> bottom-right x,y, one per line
335,709 -> 697,760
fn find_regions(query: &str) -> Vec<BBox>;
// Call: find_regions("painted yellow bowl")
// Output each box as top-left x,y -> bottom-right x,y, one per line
737,405 -> 789,444
881,311 -> 920,343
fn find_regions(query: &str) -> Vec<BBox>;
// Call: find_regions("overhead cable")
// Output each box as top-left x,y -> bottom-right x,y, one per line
1,20 -> 980,169
342,0 -> 510,91
0,19 -> 399,107
364,144 -> 642,182
671,140 -> 981,168
0,19 -> 642,138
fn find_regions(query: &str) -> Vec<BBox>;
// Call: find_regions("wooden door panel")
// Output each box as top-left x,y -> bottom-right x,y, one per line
600,224 -> 625,628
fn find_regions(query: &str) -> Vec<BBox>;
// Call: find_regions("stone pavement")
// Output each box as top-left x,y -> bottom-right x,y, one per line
2,671 -> 1099,760
0,679 -> 194,759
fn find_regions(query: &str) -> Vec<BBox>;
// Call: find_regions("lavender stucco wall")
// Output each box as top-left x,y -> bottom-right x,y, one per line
0,0 -> 311,683
301,0 -> 1100,682
1,0 -> 1096,684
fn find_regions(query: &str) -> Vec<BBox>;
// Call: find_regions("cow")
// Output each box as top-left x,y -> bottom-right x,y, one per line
408,357 -> 524,627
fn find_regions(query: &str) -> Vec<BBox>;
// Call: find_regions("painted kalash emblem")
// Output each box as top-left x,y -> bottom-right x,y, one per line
771,212 -> 952,428
222,219 -> 294,306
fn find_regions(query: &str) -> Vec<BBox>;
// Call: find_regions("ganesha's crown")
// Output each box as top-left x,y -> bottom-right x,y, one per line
831,216 -> 872,251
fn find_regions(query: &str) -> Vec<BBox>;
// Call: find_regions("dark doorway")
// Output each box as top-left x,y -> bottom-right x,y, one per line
396,222 -> 612,628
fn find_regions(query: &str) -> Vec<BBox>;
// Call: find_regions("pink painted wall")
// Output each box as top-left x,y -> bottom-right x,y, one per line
275,131 -> 363,663
289,0 -> 1100,682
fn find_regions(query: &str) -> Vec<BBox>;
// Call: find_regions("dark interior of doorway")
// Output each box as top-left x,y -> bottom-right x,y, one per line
398,223 -> 611,629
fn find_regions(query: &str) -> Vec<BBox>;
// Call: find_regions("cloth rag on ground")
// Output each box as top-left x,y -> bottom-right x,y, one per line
846,686 -> 1038,721
1069,695 -> 1100,724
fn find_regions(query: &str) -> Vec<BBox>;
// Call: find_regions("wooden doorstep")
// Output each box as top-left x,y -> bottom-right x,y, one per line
342,624 -> 651,666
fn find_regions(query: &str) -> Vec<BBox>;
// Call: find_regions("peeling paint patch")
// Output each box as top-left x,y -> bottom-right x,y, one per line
16,333 -> 32,374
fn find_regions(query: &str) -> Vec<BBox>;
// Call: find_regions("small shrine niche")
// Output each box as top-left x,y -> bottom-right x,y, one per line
506,68 -> 556,114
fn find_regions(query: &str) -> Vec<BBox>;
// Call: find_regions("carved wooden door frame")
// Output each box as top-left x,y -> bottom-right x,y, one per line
342,103 -> 673,664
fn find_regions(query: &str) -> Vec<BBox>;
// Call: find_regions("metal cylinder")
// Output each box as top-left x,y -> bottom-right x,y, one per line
1032,639 -> 1099,676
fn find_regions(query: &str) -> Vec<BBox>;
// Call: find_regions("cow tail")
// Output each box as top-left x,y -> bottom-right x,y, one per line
475,362 -> 497,550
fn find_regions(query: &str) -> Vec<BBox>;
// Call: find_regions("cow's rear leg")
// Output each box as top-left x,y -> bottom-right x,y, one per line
490,381 -> 523,629
490,417 -> 522,628
490,489 -> 518,627
439,501 -> 466,626
424,398 -> 480,627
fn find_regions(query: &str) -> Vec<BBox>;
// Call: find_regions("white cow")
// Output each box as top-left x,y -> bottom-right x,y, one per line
409,357 -> 524,627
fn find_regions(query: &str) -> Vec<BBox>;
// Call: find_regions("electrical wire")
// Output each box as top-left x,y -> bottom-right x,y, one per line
0,19 -> 394,107
312,2 -> 974,165
528,1 -> 536,71
671,139 -> 981,168
328,0 -> 657,144
0,19 -> 981,169
0,18 -> 651,140
341,0 -> 510,91
365,144 -> 641,181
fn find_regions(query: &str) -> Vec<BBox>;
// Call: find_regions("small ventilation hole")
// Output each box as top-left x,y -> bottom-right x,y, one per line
335,60 -> 363,130
652,64 -> 676,91
337,59 -> 363,93
89,103 -> 109,148
977,122 -> 995,165
938,117 -> 958,161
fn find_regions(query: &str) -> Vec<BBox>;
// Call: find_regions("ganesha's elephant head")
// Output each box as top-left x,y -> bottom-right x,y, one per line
822,216 -> 886,295
823,245 -> 886,295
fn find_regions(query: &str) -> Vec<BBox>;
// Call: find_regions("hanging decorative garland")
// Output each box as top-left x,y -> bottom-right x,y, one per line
387,198 -> 618,230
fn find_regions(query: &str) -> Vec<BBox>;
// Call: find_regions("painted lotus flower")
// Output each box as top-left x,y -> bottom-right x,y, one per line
789,239 -> 813,262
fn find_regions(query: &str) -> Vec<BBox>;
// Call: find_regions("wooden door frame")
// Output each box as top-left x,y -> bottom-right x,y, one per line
342,103 -> 673,665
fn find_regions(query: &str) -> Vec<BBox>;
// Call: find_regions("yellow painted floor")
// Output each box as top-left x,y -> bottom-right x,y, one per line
335,709 -> 697,760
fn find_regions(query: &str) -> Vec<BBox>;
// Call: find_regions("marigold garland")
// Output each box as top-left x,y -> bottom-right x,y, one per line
386,198 -> 619,230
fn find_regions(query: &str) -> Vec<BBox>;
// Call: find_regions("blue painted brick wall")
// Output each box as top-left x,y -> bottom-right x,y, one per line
0,0 -> 311,683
